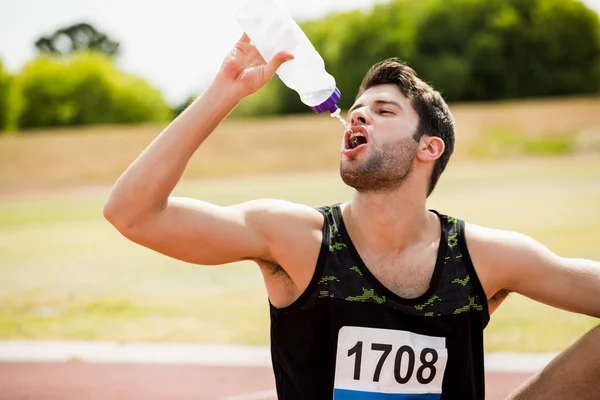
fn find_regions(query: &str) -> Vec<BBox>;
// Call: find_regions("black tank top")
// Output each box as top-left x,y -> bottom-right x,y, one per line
269,204 -> 490,400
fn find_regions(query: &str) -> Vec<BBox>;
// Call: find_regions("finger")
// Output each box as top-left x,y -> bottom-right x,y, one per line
263,51 -> 294,78
238,33 -> 251,44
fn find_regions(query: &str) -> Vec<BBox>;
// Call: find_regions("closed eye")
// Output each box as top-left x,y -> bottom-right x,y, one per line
378,109 -> 394,115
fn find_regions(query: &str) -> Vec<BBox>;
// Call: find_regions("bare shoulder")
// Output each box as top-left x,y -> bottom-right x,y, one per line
464,222 -> 551,264
241,198 -> 327,307
240,197 -> 326,265
463,222 -> 535,250
239,198 -> 324,242
240,198 -> 323,221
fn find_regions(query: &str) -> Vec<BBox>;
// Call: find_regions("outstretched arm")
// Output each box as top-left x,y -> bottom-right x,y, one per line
466,224 -> 600,318
103,34 -> 298,266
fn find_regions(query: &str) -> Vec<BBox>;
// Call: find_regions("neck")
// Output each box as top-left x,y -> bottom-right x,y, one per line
343,180 -> 437,255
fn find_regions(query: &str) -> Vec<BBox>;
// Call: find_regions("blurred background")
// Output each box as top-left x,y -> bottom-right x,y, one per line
1,0 -> 600,398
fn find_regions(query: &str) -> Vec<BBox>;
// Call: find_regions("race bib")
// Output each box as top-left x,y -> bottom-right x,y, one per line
334,326 -> 448,400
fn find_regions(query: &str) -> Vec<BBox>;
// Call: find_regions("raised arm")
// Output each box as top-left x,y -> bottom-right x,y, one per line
466,224 -> 600,318
102,34 -> 302,266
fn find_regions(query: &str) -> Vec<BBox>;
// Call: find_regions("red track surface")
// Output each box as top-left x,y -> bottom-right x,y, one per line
0,362 -> 532,400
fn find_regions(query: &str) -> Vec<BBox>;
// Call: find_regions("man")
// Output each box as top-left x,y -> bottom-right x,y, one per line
104,33 -> 600,399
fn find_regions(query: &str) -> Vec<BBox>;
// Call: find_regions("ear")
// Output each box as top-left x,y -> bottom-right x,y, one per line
416,136 -> 445,162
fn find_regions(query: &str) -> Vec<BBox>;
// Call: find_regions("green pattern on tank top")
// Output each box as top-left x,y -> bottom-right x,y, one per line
454,296 -> 484,314
349,266 -> 363,276
329,242 -> 347,252
452,275 -> 470,286
345,288 -> 387,304
313,204 -> 486,317
414,295 -> 441,311
319,276 -> 340,284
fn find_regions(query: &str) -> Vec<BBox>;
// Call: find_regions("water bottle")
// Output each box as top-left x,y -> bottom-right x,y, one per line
236,0 -> 341,115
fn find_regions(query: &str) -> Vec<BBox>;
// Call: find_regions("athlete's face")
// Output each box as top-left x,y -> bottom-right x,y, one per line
340,84 -> 420,192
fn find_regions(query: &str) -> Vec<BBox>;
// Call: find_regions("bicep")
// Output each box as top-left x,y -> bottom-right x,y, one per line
120,197 -> 272,265
511,249 -> 600,318
468,224 -> 600,317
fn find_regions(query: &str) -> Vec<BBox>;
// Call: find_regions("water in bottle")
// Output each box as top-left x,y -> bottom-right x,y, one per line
236,0 -> 344,124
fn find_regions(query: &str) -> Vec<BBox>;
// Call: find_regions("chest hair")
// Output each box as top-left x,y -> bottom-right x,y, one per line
360,246 -> 439,300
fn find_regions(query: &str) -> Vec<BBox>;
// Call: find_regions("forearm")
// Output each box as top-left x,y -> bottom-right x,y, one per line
561,257 -> 600,318
517,255 -> 600,318
104,81 -> 241,227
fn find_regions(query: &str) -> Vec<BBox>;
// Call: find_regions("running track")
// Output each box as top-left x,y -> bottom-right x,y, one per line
0,342 -> 549,399
0,362 -> 533,400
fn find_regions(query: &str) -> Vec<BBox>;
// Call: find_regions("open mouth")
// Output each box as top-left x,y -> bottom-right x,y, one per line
348,133 -> 367,149
344,126 -> 369,152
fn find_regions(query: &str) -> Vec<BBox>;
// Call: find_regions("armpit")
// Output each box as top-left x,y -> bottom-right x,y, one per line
488,289 -> 511,315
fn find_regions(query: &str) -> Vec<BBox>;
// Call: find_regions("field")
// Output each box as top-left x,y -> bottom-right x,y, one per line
1,96 -> 600,193
0,96 -> 599,353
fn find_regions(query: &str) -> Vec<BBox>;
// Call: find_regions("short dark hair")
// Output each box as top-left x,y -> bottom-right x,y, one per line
355,58 -> 455,197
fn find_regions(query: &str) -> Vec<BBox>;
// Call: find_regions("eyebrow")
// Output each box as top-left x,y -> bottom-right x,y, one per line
348,99 -> 403,114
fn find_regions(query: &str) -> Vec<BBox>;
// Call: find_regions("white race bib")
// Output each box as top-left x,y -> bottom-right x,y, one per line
333,326 -> 448,400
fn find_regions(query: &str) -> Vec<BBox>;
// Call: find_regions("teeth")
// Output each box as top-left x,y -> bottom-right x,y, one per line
346,130 -> 367,150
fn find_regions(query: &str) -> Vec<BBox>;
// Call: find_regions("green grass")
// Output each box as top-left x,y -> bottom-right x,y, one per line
0,292 -> 271,344
1,156 -> 599,351
467,128 -> 577,159
486,294 -> 599,352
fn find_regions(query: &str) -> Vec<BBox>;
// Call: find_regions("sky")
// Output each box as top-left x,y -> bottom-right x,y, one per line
1,0 -> 600,105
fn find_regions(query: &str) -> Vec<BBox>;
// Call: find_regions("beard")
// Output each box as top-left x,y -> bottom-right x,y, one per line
340,136 -> 419,193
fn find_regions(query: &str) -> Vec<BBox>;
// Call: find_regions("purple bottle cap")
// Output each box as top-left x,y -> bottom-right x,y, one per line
310,88 -> 341,113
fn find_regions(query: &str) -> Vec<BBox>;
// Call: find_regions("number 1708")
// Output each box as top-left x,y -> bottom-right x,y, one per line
347,341 -> 439,385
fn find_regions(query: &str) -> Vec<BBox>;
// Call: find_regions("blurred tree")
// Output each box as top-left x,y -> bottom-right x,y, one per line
16,52 -> 170,129
413,0 -> 600,101
35,22 -> 120,58
0,61 -> 10,130
506,0 -> 600,97
172,95 -> 197,118
0,61 -> 19,132
411,0 -> 513,100
229,78 -> 284,118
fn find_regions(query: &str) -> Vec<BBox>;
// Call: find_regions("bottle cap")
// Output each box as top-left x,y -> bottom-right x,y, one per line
310,88 -> 341,113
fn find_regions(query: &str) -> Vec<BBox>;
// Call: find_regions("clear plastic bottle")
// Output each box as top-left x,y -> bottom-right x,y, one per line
236,0 -> 341,114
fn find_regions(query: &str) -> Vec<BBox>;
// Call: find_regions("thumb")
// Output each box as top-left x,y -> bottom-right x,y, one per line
263,51 -> 294,79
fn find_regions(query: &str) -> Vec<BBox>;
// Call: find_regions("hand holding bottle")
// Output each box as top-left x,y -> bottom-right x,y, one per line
216,33 -> 294,101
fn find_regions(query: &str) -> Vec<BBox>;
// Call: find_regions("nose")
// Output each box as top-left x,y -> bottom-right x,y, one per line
349,106 -> 370,126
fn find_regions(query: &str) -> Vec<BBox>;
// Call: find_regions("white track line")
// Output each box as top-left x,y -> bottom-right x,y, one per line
0,341 -> 272,367
485,352 -> 558,373
0,341 -> 557,372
